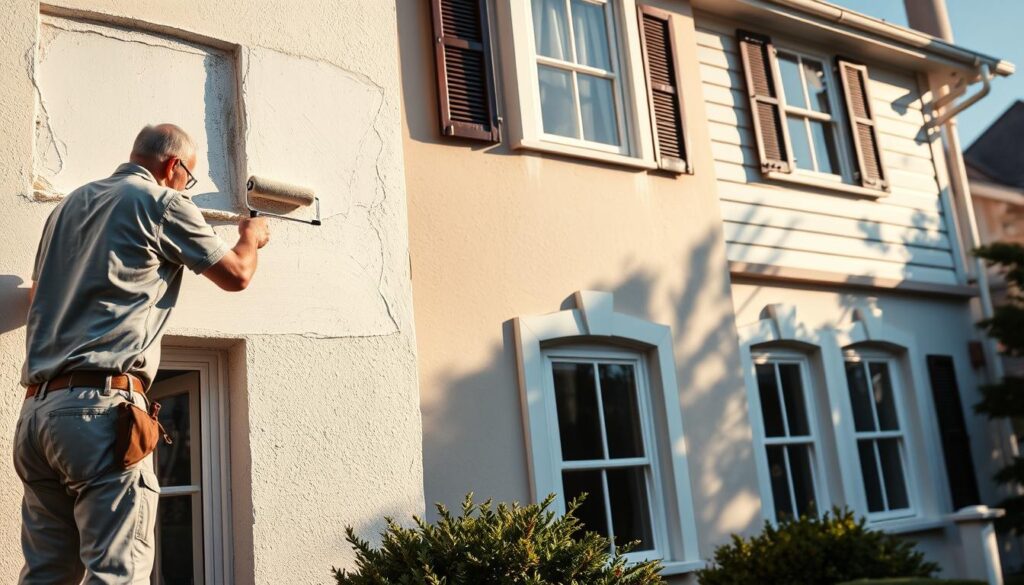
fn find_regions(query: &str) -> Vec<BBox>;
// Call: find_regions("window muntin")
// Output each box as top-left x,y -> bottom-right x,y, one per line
775,50 -> 845,179
752,355 -> 821,522
547,355 -> 663,557
843,356 -> 913,518
531,0 -> 628,152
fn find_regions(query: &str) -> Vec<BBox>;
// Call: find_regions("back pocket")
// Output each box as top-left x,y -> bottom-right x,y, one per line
44,406 -> 117,483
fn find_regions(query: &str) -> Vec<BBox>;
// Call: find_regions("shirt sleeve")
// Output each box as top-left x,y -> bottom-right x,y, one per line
31,205 -> 61,281
157,194 -> 229,274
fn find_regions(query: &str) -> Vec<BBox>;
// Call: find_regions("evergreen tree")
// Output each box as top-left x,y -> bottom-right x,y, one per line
975,242 -> 1024,533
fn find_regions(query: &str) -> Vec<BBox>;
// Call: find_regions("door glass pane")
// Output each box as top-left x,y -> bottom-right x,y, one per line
878,438 -> 910,510
157,495 -> 198,584
606,467 -> 654,551
756,363 -> 786,437
562,470 -> 609,539
802,59 -> 830,113
869,362 -> 900,431
788,117 -> 813,171
552,362 -> 604,460
577,74 -> 619,146
767,445 -> 794,521
778,53 -> 806,109
533,0 -> 571,60
808,119 -> 840,175
778,363 -> 810,437
598,364 -> 644,458
845,362 -> 876,433
788,444 -> 818,518
571,0 -> 611,70
156,392 -> 193,487
858,440 -> 885,512
538,65 -> 578,138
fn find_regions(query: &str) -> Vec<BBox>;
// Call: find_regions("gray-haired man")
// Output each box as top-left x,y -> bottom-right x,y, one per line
14,124 -> 269,583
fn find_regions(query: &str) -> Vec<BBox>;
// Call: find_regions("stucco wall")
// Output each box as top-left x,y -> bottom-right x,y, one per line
398,0 -> 759,573
0,1 -> 422,583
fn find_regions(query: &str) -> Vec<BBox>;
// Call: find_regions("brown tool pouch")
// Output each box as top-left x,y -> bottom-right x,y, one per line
115,400 -> 172,469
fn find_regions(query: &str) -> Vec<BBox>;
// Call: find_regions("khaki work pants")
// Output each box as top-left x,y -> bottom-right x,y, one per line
12,384 -> 160,584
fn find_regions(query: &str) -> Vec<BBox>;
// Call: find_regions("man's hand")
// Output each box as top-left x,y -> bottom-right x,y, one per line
202,217 -> 271,291
239,217 -> 270,249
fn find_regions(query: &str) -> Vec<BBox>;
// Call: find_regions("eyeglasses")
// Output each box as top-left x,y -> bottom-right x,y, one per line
177,159 -> 198,191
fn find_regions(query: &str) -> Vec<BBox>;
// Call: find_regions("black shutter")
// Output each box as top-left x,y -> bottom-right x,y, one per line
837,59 -> 888,190
638,5 -> 689,173
431,0 -> 500,142
736,30 -> 791,174
926,355 -> 982,510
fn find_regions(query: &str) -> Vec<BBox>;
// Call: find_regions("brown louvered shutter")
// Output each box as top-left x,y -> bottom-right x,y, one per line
638,5 -> 688,173
837,60 -> 887,190
926,355 -> 981,511
736,30 -> 791,174
431,0 -> 500,142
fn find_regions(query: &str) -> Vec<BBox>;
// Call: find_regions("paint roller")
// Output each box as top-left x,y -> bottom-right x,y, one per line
246,175 -> 321,226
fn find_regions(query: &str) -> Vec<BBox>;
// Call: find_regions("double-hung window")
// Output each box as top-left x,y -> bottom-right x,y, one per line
532,0 -> 627,151
751,354 -> 821,522
843,354 -> 913,519
775,51 -> 845,179
546,351 -> 663,558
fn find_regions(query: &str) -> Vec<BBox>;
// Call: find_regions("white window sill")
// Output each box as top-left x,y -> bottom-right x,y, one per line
765,171 -> 888,199
515,138 -> 658,171
868,516 -> 947,535
660,560 -> 708,575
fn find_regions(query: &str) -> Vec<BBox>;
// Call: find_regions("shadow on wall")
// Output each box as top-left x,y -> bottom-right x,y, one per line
419,227 -> 765,543
0,275 -> 30,335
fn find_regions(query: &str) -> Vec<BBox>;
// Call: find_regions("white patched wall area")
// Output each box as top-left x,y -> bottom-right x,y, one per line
33,16 -> 399,338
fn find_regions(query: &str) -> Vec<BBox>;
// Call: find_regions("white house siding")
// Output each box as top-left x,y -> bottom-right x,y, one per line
694,15 -> 960,286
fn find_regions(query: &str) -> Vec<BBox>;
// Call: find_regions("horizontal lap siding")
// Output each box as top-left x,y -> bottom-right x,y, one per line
695,17 -> 958,285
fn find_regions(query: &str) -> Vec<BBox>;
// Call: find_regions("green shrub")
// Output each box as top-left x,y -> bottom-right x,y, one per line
696,509 -> 938,585
332,493 -> 665,584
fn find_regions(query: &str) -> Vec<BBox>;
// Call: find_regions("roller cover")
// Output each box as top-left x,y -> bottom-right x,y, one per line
246,175 -> 316,207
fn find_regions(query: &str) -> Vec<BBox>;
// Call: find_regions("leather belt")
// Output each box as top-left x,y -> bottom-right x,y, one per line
25,372 -> 146,400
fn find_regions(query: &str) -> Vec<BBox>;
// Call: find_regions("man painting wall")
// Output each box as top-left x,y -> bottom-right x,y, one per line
13,124 -> 269,583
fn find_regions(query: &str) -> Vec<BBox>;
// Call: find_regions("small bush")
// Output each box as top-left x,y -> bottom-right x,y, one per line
332,493 -> 665,584
696,508 -> 938,585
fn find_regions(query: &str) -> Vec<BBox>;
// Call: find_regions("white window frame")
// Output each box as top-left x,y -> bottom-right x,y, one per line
543,348 -> 668,562
498,0 -> 658,169
772,45 -> 855,184
841,349 -> 916,522
748,350 -> 830,524
152,347 -> 232,585
514,290 -> 703,575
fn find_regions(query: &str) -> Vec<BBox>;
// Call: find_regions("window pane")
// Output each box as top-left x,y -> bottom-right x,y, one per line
778,53 -> 806,109
578,74 -> 619,146
571,0 -> 611,70
756,363 -> 786,437
599,364 -> 644,458
808,120 -> 840,175
562,470 -> 610,539
778,363 -> 810,437
788,444 -> 818,518
788,117 -> 813,171
802,59 -> 830,113
552,362 -> 604,460
607,467 -> 655,551
156,391 -> 194,487
858,440 -> 885,513
869,362 -> 900,431
157,495 -> 198,584
878,439 -> 910,510
845,362 -> 876,433
538,65 -> 579,138
533,0 -> 571,60
767,445 -> 794,521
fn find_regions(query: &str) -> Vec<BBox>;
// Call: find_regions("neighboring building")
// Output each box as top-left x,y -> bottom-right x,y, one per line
0,2 -> 423,583
966,100 -> 1024,250
401,0 -> 1012,582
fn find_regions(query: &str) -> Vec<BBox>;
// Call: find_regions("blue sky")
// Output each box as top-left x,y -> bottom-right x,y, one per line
829,0 -> 1024,146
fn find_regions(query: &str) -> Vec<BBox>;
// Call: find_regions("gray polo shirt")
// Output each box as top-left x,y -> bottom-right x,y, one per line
22,163 -> 229,388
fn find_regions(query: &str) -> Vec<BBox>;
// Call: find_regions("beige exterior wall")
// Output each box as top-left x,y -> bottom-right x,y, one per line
0,1 -> 423,582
